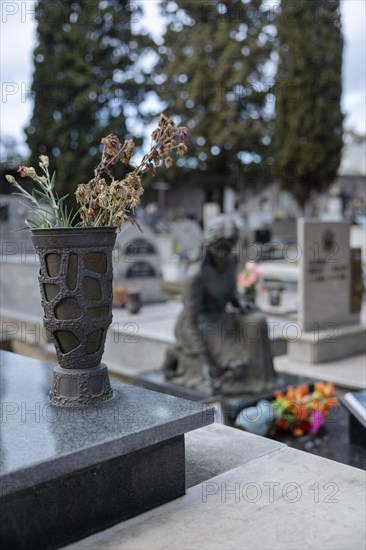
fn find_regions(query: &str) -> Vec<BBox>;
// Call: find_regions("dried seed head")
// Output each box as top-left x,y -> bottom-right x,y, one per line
178,127 -> 189,139
177,143 -> 188,157
165,156 -> 173,169
158,114 -> 169,127
75,184 -> 90,204
122,140 -> 135,164
101,134 -> 122,165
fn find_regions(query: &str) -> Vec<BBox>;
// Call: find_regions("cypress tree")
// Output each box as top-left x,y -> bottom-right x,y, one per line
154,0 -> 275,202
274,0 -> 344,209
25,0 -> 148,204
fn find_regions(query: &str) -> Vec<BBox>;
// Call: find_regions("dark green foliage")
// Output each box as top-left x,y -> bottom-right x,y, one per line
274,0 -> 344,207
154,0 -> 276,199
25,0 -> 149,205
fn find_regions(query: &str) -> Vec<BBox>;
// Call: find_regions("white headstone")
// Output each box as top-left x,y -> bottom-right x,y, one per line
113,222 -> 161,303
223,187 -> 236,214
247,211 -> 274,230
0,195 -> 39,254
203,203 -> 220,230
172,219 -> 202,259
320,196 -> 343,221
298,219 -> 359,332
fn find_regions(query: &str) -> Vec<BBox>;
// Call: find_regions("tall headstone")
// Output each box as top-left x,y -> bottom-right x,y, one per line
299,220 -> 359,330
203,202 -> 220,229
223,186 -> 236,213
288,219 -> 365,363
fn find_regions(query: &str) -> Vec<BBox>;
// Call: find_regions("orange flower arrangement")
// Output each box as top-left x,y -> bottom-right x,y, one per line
272,382 -> 337,437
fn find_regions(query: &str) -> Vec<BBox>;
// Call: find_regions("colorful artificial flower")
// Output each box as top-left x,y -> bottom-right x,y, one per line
272,382 -> 337,437
237,261 -> 263,298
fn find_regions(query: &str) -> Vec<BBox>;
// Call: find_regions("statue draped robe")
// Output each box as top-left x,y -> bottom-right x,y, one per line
163,255 -> 277,395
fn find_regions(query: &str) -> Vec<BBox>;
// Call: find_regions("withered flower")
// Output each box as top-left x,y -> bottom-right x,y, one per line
177,143 -> 188,157
124,172 -> 143,195
110,180 -> 126,200
75,114 -> 188,229
97,191 -> 111,209
6,113 -> 189,230
178,127 -> 189,139
115,212 -> 129,226
101,134 -> 122,165
165,156 -> 174,169
122,140 -> 135,165
158,113 -> 169,127
75,183 -> 90,204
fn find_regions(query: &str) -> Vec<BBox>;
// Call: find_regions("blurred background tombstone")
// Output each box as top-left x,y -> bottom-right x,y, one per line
152,181 -> 170,219
202,202 -> 220,230
288,219 -> 366,363
171,218 -> 202,261
0,195 -> 36,255
113,222 -> 161,303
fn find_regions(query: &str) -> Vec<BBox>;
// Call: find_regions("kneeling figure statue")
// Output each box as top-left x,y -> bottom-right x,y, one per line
163,216 -> 277,395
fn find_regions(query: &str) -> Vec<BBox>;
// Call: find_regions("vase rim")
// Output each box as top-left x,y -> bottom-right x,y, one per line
31,226 -> 117,235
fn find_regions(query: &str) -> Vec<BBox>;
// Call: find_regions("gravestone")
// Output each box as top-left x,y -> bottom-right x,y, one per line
113,222 -> 161,303
171,219 -> 202,260
202,202 -> 220,229
246,210 -> 274,230
288,219 -> 365,363
267,219 -> 297,245
238,225 -> 284,265
299,220 -> 358,330
0,196 -> 46,347
0,195 -> 36,255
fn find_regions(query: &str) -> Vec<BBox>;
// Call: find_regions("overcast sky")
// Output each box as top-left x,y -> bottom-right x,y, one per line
1,0 -> 365,156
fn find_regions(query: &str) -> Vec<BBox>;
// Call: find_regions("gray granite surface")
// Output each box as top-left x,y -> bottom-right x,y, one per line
0,351 -> 214,495
67,425 -> 366,550
185,424 -> 286,488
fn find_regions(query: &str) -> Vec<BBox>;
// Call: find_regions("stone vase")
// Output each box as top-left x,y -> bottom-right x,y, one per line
127,288 -> 142,314
31,227 -> 117,407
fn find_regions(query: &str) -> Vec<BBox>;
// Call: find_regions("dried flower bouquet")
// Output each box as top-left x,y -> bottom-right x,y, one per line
6,114 -> 189,229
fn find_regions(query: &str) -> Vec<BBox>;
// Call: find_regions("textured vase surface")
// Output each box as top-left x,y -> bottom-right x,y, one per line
31,227 -> 117,407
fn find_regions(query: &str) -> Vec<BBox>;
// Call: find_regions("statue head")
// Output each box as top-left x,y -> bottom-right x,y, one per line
204,215 -> 238,245
203,216 -> 238,270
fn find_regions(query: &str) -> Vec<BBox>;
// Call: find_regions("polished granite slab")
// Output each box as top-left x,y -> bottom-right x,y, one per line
0,351 -> 214,549
0,351 -> 213,495
133,370 -> 366,470
133,369 -> 315,424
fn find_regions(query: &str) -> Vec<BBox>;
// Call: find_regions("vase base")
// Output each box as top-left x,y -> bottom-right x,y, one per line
50,363 -> 114,407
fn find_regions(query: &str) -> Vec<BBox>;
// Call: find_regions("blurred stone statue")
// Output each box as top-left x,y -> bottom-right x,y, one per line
162,216 -> 277,395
